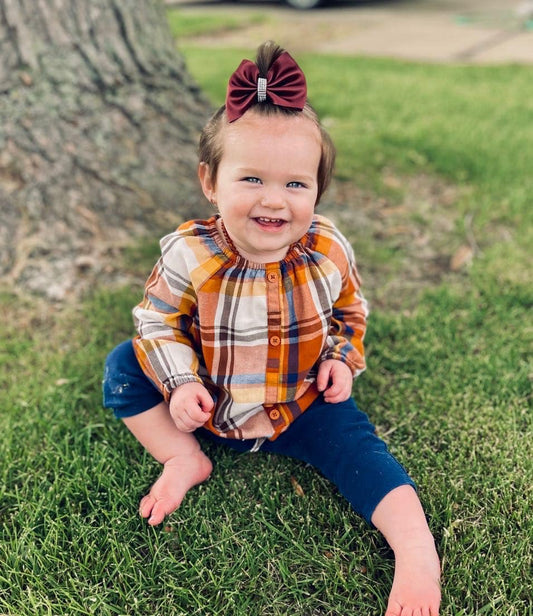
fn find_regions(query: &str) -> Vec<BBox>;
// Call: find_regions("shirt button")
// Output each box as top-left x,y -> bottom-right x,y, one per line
269,408 -> 281,420
267,272 -> 278,283
269,335 -> 281,346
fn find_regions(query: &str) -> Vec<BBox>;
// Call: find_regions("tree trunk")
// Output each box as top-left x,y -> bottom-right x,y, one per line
0,0 -> 212,300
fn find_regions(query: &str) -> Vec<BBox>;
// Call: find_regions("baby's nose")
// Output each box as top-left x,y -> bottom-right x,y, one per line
260,187 -> 285,208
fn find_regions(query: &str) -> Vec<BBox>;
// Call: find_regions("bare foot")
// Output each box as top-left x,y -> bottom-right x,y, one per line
139,450 -> 213,526
385,539 -> 441,616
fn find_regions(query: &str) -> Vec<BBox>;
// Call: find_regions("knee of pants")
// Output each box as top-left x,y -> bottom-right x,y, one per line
267,397 -> 415,523
311,407 -> 388,472
104,339 -> 136,371
103,340 -> 138,394
302,401 -> 402,477
102,339 -> 164,418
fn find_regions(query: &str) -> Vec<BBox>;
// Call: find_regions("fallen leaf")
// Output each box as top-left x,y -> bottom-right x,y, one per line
450,245 -> 474,271
290,476 -> 305,497
380,225 -> 413,237
19,71 -> 33,86
382,173 -> 403,190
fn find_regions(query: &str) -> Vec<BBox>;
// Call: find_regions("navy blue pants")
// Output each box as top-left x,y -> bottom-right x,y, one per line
103,340 -> 415,524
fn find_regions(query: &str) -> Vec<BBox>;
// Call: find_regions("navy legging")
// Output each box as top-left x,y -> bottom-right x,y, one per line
103,340 -> 415,524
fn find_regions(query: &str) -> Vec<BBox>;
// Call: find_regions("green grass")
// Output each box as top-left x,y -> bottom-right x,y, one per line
166,8 -> 267,39
1,16 -> 532,616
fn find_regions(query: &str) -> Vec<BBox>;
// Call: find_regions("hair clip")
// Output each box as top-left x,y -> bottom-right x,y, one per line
257,77 -> 267,103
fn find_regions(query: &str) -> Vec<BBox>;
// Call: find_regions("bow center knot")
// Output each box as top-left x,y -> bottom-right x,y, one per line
257,77 -> 267,103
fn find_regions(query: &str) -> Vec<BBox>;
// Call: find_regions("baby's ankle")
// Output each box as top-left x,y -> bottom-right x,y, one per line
163,449 -> 213,475
389,525 -> 436,554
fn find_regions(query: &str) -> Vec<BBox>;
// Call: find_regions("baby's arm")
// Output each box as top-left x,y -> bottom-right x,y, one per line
169,382 -> 214,432
319,223 -> 368,379
317,359 -> 353,403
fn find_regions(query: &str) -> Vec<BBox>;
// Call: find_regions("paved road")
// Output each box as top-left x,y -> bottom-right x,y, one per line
169,0 -> 533,64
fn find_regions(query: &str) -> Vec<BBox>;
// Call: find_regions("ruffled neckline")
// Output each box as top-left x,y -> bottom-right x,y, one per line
209,215 -> 309,270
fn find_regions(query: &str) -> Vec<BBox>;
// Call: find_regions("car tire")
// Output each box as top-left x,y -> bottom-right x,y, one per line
285,0 -> 323,9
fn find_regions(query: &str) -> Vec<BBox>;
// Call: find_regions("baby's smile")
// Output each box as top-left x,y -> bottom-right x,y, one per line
254,217 -> 286,228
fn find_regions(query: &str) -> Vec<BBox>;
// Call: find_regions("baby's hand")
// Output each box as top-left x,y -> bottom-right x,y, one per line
169,382 -> 214,433
317,359 -> 353,403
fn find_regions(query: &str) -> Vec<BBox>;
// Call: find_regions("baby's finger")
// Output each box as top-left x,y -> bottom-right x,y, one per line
173,414 -> 195,433
324,379 -> 341,396
317,367 -> 333,392
197,391 -> 214,414
316,373 -> 328,392
179,405 -> 209,431
324,382 -> 351,404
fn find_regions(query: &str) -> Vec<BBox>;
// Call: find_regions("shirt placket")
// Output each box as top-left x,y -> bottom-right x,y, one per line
264,264 -> 282,413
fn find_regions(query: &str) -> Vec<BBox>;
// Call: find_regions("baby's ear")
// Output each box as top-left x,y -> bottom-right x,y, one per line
198,162 -> 216,202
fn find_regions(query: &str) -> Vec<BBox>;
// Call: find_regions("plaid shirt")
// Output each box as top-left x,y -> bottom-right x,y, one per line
133,215 -> 368,440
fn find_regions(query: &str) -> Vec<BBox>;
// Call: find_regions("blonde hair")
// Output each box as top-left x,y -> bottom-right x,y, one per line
198,41 -> 336,205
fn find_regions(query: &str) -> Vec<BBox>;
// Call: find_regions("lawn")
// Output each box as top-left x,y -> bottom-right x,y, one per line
0,12 -> 531,616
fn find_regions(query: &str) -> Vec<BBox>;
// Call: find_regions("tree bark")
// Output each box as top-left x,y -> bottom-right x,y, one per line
0,0 -> 212,299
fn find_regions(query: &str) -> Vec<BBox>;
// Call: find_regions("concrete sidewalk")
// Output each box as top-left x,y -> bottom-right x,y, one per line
315,2 -> 533,64
170,0 -> 533,64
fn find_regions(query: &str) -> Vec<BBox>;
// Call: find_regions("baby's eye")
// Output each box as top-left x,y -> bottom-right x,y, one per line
287,181 -> 306,189
243,177 -> 262,184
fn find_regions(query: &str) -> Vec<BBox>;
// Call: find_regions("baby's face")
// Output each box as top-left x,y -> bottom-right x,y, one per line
200,110 -> 321,264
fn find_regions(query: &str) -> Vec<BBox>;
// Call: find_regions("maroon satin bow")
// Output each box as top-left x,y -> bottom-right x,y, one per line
226,51 -> 307,123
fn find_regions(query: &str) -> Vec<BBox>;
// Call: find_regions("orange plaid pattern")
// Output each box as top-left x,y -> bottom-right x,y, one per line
133,215 -> 367,440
